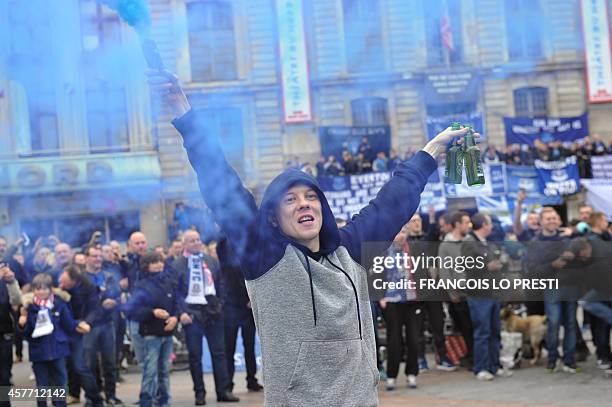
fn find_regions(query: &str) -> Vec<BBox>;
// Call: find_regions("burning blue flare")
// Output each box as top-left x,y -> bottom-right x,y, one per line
100,0 -> 151,34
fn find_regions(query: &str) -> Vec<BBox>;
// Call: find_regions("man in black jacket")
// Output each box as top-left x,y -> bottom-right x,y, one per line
58,265 -> 105,407
172,230 -> 239,405
0,265 -> 21,407
405,212 -> 457,372
217,237 -> 263,393
82,246 -> 122,406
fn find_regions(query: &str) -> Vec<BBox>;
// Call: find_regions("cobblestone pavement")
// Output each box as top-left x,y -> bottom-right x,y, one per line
9,355 -> 612,406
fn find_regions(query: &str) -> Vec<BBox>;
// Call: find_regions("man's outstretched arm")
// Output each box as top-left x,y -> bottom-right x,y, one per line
339,127 -> 471,268
150,70 -> 258,266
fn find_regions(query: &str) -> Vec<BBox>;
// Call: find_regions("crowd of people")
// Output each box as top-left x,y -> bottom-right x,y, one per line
0,228 -> 262,406
1,198 -> 610,405
365,199 -> 612,390
289,135 -> 611,178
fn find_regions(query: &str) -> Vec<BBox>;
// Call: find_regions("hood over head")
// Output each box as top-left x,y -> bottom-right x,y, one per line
258,169 -> 340,259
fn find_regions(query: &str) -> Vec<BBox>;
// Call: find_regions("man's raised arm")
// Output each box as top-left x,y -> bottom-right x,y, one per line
339,126 -> 471,268
150,70 -> 258,263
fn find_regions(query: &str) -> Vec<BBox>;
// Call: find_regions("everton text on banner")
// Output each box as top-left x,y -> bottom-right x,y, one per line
319,172 -> 390,220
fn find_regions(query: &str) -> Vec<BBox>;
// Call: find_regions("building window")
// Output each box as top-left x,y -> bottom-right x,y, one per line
424,0 -> 463,66
199,108 -> 244,169
351,97 -> 388,126
342,0 -> 384,73
505,0 -> 543,60
86,85 -> 129,153
80,0 -> 122,51
81,1 -> 130,153
8,2 -> 59,156
187,1 -> 238,82
514,87 -> 548,117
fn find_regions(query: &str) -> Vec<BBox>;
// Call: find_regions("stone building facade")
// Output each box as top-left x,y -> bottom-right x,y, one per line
0,0 -> 610,244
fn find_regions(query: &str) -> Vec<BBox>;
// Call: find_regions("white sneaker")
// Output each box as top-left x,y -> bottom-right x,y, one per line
407,374 -> 417,388
385,378 -> 396,390
495,368 -> 513,377
476,370 -> 494,381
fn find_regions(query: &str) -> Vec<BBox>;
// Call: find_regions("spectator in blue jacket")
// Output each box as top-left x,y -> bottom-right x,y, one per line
124,252 -> 179,407
372,152 -> 388,172
19,273 -> 90,407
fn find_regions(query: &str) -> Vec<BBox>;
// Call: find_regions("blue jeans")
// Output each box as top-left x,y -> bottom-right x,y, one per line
544,293 -> 577,365
32,358 -> 67,407
582,301 -> 612,325
67,337 -> 103,406
83,321 -> 116,399
128,320 -> 145,365
467,298 -> 501,374
184,318 -> 230,398
140,335 -> 172,407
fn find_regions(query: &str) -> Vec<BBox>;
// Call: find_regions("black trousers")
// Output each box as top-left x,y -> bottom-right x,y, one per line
591,311 -> 612,361
11,309 -> 22,359
418,301 -> 449,361
382,302 -> 421,378
448,301 -> 474,362
0,334 -> 13,407
224,305 -> 258,390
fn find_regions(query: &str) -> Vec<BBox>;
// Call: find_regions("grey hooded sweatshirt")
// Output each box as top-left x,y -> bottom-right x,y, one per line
173,110 -> 437,406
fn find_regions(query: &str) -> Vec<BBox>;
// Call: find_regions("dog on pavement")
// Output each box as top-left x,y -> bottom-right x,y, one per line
500,306 -> 547,365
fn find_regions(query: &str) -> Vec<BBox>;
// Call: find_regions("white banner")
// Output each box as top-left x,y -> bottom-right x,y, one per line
580,179 -> 612,216
581,0 -> 612,103
591,155 -> 612,179
276,0 -> 312,123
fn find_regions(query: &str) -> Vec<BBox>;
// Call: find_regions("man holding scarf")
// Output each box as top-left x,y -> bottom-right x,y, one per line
172,230 -> 239,405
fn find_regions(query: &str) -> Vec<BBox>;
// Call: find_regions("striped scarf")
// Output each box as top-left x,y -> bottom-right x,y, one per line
34,293 -> 55,310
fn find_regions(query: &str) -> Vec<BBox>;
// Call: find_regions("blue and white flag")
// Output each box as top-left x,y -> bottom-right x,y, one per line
534,156 -> 580,197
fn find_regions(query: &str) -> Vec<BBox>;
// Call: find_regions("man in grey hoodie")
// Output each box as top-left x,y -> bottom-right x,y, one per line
149,71 -> 473,407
